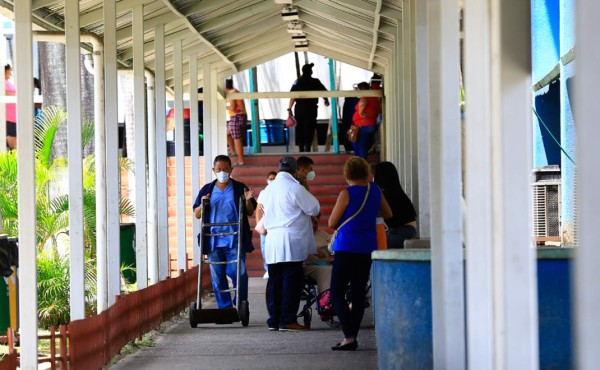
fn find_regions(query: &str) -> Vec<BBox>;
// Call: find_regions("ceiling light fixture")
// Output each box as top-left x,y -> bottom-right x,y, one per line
281,6 -> 299,21
287,21 -> 303,34
295,41 -> 308,51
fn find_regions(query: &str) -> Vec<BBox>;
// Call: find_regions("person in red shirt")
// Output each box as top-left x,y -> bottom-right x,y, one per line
351,82 -> 381,159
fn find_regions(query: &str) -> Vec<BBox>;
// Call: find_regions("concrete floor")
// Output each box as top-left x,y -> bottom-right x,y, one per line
109,277 -> 378,370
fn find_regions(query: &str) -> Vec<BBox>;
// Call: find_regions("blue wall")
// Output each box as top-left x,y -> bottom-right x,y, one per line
532,0 -> 560,83
532,0 -> 576,244
533,81 -> 562,167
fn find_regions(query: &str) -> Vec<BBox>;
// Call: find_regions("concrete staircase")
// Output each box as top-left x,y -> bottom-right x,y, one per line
232,153 -> 368,277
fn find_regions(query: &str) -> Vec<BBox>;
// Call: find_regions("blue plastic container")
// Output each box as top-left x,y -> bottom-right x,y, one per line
372,249 -> 433,369
371,247 -> 573,370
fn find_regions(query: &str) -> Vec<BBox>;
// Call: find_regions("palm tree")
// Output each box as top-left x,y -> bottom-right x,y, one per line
0,106 -> 135,325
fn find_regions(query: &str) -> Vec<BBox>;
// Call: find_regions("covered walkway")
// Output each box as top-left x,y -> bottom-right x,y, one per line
108,278 -> 378,370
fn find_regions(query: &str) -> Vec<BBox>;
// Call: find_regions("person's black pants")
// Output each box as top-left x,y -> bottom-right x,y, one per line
266,261 -> 304,328
331,251 -> 372,339
294,108 -> 318,152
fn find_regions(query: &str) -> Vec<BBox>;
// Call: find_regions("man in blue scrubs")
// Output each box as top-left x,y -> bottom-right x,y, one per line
193,155 -> 256,308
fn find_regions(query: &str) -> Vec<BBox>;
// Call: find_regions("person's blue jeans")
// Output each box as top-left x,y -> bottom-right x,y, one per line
387,225 -> 417,249
352,125 -> 377,159
260,235 -> 267,271
266,261 -> 304,328
331,251 -> 372,339
207,247 -> 248,309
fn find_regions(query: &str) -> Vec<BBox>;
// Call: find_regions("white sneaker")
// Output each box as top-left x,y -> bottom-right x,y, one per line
263,272 -> 269,279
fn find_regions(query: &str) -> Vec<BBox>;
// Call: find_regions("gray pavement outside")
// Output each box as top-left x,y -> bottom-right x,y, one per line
109,277 -> 378,370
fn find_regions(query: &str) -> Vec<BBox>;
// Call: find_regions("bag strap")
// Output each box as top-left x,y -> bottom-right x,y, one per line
335,183 -> 371,232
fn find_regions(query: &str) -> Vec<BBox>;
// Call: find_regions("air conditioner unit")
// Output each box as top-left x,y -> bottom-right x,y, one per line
282,6 -> 299,21
274,0 -> 293,4
287,21 -> 303,34
532,165 -> 561,245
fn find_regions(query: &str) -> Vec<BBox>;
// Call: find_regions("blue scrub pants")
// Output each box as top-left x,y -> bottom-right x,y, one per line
207,247 -> 248,309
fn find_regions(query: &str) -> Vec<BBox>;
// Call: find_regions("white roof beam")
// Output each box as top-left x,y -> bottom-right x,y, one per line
159,0 -> 237,72
296,0 -> 374,33
116,12 -> 181,41
119,28 -> 192,60
79,0 -> 154,27
231,37 -> 293,63
223,31 -> 289,58
301,12 -> 371,45
222,46 -> 295,79
32,0 -> 59,10
211,14 -> 282,47
368,0 -> 383,70
309,44 -> 385,73
180,0 -> 228,16
195,1 -> 274,34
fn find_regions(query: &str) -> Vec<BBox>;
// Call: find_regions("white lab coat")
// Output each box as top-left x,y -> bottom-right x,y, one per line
257,171 -> 320,264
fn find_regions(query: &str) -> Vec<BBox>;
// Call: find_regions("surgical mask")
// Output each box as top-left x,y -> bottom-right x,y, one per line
306,171 -> 316,181
267,179 -> 274,185
216,171 -> 230,183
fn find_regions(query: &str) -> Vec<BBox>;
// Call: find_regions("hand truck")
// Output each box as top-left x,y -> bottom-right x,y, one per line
189,197 -> 249,327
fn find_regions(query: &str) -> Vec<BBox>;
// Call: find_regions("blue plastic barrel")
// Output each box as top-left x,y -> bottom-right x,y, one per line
372,249 -> 433,369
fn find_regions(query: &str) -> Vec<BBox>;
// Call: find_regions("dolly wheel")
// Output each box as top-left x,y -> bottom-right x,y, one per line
189,302 -> 198,328
239,300 -> 250,327
303,308 -> 312,329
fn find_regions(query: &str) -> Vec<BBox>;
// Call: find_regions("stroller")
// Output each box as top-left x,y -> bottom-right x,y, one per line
298,277 -> 340,328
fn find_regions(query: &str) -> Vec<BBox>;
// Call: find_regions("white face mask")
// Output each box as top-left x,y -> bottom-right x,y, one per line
216,171 -> 230,183
267,179 -> 274,185
306,171 -> 316,181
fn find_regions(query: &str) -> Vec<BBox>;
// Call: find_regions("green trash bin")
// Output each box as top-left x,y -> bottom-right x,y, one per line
120,223 -> 136,284
0,276 -> 9,334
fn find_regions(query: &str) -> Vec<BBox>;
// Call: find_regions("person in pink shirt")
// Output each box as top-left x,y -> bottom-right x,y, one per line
4,64 -> 17,149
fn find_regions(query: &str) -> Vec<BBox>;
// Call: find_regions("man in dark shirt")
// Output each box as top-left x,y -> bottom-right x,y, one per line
287,63 -> 330,152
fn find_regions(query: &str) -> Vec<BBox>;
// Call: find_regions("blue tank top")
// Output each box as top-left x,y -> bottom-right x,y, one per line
332,183 -> 381,254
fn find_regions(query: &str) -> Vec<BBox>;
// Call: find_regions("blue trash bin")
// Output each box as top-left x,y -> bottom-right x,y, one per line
372,247 -> 573,370
372,249 -> 433,369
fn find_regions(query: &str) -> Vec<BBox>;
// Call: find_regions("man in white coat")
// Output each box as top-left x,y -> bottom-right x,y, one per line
256,156 -> 320,331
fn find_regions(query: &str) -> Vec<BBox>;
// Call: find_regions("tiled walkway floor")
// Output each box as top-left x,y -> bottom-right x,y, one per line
109,277 -> 378,370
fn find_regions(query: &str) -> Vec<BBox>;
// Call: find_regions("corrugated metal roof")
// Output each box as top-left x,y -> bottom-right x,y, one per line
24,0 -> 401,86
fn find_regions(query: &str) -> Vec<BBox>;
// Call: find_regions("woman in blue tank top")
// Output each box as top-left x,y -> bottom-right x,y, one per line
328,157 -> 392,351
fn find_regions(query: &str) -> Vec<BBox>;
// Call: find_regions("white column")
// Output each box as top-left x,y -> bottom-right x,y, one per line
574,1 -> 600,369
154,24 -> 169,280
15,1 -> 37,368
174,40 -> 187,271
409,0 -> 419,204
402,0 -> 413,190
105,0 -> 121,305
133,4 -> 148,288
394,19 -> 405,172
491,2 -> 537,368
188,53 -> 201,266
146,69 -> 158,285
66,0 -> 85,320
202,62 -> 214,188
464,0 -> 494,367
216,78 -> 227,156
415,0 -> 430,238
427,0 -> 466,368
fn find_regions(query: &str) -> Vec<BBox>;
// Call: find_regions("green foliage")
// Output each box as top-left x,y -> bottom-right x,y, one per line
37,248 -> 98,328
0,106 -> 136,326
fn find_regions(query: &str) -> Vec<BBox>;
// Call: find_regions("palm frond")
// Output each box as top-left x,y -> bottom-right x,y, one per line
34,106 -> 67,169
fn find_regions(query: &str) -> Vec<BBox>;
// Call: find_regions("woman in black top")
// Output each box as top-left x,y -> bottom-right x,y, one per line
373,161 -> 417,248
